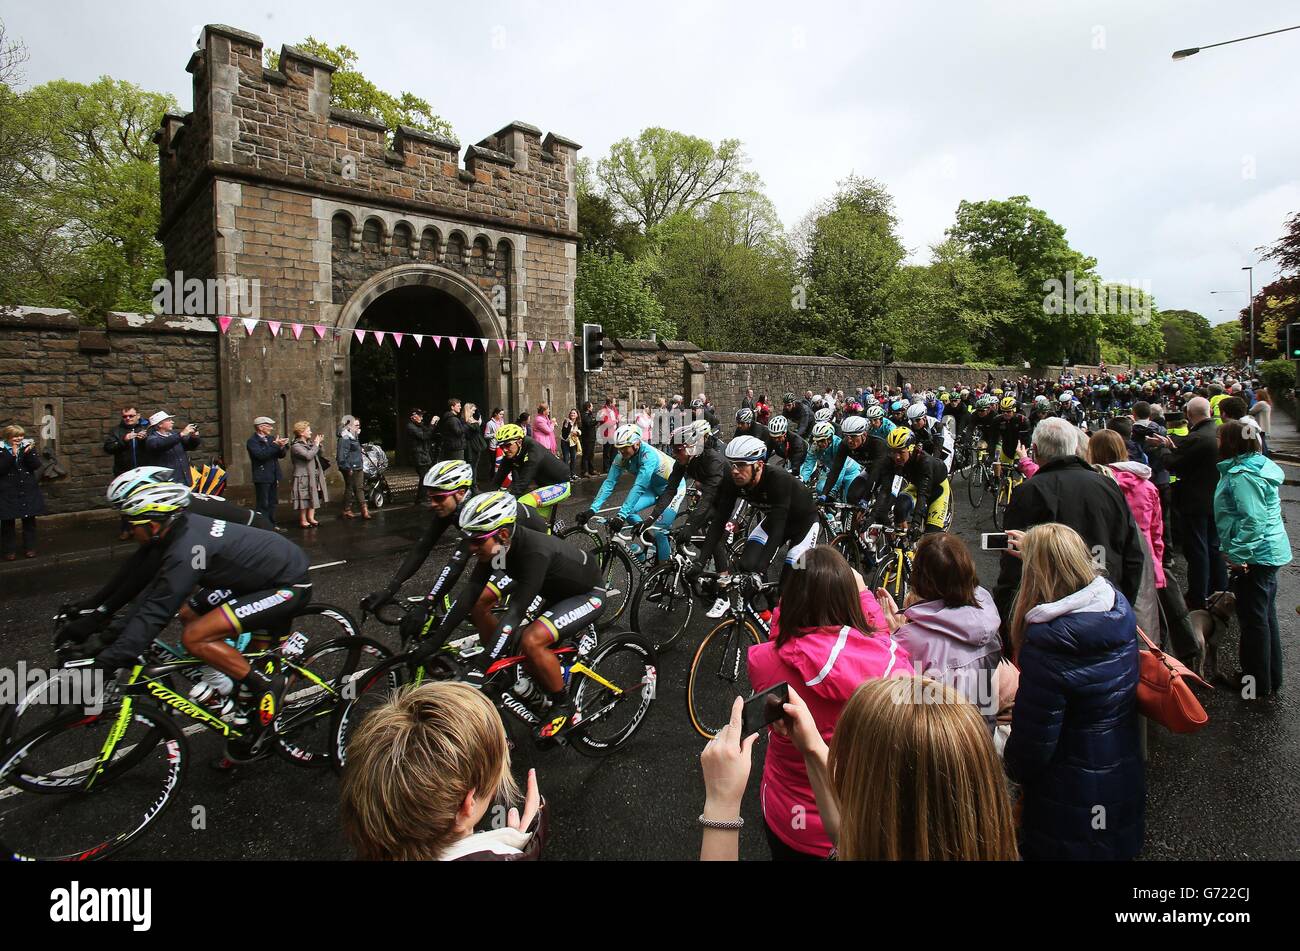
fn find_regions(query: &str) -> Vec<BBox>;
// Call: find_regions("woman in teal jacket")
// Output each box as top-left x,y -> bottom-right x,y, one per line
1213,420 -> 1293,698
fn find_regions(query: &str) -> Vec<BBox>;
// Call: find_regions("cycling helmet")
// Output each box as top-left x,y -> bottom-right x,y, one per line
889,399 -> 905,413
1033,395 -> 1050,407
811,420 -> 835,442
886,427 -> 916,450
494,423 -> 525,444
960,388 -> 970,398
975,395 -> 995,410
107,465 -> 176,508
864,404 -> 885,421
992,388 -> 1004,396
735,408 -> 755,424
119,481 -> 192,522
691,398 -> 704,408
1058,390 -> 1074,404
814,407 -> 834,423
864,394 -> 880,408
782,392 -> 797,404
422,459 -> 474,492
673,419 -> 713,457
999,396 -> 1018,412
767,415 -> 789,436
613,423 -> 643,448
458,490 -> 518,535
725,435 -> 768,463
841,415 -> 869,435
905,403 -> 928,422
939,392 -> 951,403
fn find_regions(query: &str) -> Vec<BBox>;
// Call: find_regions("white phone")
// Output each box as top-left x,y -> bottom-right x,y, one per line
981,532 -> 1010,551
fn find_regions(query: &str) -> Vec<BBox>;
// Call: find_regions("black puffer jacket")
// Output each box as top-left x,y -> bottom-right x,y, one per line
0,443 -> 46,519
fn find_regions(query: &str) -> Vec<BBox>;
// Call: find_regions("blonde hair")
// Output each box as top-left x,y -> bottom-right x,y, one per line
829,676 -> 1019,860
1,424 -> 24,441
1009,523 -> 1099,653
292,420 -> 311,437
1086,428 -> 1126,466
339,681 -> 518,860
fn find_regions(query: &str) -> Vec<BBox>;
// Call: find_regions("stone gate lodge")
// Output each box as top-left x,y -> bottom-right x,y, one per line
0,23 -> 1097,515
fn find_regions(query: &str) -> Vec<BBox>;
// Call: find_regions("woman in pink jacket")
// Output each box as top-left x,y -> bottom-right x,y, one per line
746,546 -> 906,860
1088,429 -> 1166,588
531,403 -> 558,454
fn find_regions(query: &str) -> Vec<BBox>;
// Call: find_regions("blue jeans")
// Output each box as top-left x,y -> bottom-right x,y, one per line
1183,514 -> 1228,610
1231,565 -> 1283,695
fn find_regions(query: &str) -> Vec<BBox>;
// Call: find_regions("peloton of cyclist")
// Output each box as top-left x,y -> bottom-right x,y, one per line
801,419 -> 862,502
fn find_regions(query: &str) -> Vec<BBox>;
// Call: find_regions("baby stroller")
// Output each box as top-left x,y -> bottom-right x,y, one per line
360,443 -> 391,509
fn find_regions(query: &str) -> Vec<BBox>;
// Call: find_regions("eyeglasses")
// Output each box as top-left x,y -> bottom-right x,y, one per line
728,461 -> 755,470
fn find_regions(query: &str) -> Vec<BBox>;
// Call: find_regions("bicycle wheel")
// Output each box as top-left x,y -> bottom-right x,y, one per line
966,462 -> 986,509
569,634 -> 657,757
557,524 -> 602,561
0,702 -> 186,861
273,635 -> 393,768
686,619 -> 763,739
872,546 -> 912,602
596,545 -> 635,631
630,560 -> 695,652
828,532 -> 864,576
329,651 -> 455,774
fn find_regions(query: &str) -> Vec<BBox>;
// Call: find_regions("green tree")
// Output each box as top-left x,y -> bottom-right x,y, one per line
574,250 -> 671,340
1159,309 -> 1216,364
947,195 -> 1099,364
1210,321 -> 1242,363
266,38 -> 453,141
597,128 -> 746,230
796,176 -> 907,358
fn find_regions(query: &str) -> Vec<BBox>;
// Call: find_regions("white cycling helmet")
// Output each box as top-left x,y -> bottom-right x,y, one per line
841,415 -> 868,435
811,420 -> 835,442
1058,390 -> 1074,404
672,420 -> 713,457
767,415 -> 789,437
119,481 -> 192,522
735,408 -> 755,424
613,423 -> 643,448
814,407 -> 834,423
864,394 -> 880,408
906,403 -> 928,422
457,490 -> 518,535
107,465 -> 177,508
725,435 -> 768,463
863,405 -> 884,422
422,460 -> 474,492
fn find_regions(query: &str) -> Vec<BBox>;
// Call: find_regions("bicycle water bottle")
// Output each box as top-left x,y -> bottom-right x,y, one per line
512,670 -> 539,702
627,540 -> 646,565
189,667 -> 235,717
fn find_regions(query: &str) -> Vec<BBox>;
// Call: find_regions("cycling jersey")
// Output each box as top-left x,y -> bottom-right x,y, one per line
98,514 -> 311,669
649,443 -> 726,535
801,434 -> 862,500
733,421 -> 772,450
990,412 -> 1031,463
439,524 -> 605,657
590,442 -> 677,519
867,448 -> 948,527
769,431 -> 807,474
493,437 -> 571,494
699,463 -> 817,574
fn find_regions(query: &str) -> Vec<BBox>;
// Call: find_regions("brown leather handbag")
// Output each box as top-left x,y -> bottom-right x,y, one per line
1137,627 -> 1210,734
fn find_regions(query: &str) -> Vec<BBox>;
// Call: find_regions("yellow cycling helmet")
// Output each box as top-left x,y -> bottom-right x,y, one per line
999,396 -> 1018,412
886,427 -> 915,450
458,490 -> 518,535
494,423 -> 526,444
992,387 -> 1003,396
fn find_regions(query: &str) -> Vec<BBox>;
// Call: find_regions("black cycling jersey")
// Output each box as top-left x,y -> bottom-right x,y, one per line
910,421 -> 945,460
699,463 -> 816,570
991,412 -> 1031,457
869,448 -> 948,521
770,431 -> 807,474
649,444 -> 726,533
732,421 -> 772,452
782,401 -> 813,439
98,514 -> 310,669
438,523 -> 603,657
820,433 -> 877,493
190,493 -> 273,530
964,410 -> 1000,446
493,437 -> 571,494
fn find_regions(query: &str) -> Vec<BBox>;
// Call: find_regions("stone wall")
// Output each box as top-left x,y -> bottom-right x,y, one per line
0,308 -> 221,514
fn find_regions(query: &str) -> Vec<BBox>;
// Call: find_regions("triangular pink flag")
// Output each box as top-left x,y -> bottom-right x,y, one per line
354,329 -> 366,344
217,316 -> 233,334
267,321 -> 281,337
291,323 -> 305,340
432,335 -> 442,348
413,334 -> 423,347
449,336 -> 459,350
496,338 -> 506,351
526,340 -> 535,353
374,330 -> 386,346
565,341 -> 574,351
551,340 -> 560,352
393,332 -> 404,348
510,340 -> 518,351
242,318 -> 259,335
313,324 -> 326,339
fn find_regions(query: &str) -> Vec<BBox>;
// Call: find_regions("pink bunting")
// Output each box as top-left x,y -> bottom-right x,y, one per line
374,330 -> 386,346
525,340 -> 535,353
267,321 -> 281,337
413,334 -> 423,347
313,324 -> 326,339
449,336 -> 459,350
291,323 -> 305,340
354,329 -> 366,344
551,340 -> 560,352
510,340 -> 518,351
393,332 -> 404,348
565,341 -> 574,351
432,335 -> 442,348
242,318 -> 259,335
496,338 -> 506,351
217,316 -> 233,334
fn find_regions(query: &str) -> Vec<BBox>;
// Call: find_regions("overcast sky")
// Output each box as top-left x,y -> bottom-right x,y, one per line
6,0 -> 1299,323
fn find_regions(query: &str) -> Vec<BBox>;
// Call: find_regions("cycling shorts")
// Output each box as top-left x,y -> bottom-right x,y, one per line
520,482 -> 571,531
487,581 -> 607,645
192,582 -> 312,636
747,518 -> 821,566
901,479 -> 952,532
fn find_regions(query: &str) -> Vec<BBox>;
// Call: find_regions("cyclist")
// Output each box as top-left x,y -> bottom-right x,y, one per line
733,408 -> 772,449
438,491 -> 605,740
867,427 -> 952,535
694,435 -> 819,598
766,415 -> 806,474
904,401 -> 951,468
67,481 -> 312,761
648,420 -> 727,557
801,419 -> 862,502
887,398 -> 909,428
780,392 -> 813,440
361,460 -> 548,618
579,423 -> 684,548
990,395 -> 1031,480
1057,389 -> 1084,427
491,422 -> 573,528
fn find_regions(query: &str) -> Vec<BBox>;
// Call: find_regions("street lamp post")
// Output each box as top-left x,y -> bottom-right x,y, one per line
1243,266 -> 1255,370
1172,23 -> 1300,59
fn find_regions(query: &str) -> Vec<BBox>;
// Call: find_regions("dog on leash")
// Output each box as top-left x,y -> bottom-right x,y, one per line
1188,589 -> 1236,685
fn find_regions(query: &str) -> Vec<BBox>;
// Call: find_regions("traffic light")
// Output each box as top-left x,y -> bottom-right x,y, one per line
583,323 -> 605,373
881,343 -> 894,364
1288,323 -> 1300,360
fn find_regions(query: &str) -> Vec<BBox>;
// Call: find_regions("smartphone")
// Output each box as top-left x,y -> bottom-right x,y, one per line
741,682 -> 790,737
981,532 -> 1010,551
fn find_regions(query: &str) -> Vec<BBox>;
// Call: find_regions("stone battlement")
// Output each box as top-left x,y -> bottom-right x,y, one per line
156,24 -> 580,241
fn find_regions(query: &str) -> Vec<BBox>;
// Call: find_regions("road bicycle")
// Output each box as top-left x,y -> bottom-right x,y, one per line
870,524 -> 918,603
991,466 -> 1024,530
334,596 -> 658,768
0,604 -> 388,861
685,571 -> 777,739
557,513 -> 637,629
965,443 -> 995,510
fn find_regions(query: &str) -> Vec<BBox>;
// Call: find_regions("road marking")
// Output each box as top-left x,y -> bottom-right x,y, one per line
309,560 -> 347,571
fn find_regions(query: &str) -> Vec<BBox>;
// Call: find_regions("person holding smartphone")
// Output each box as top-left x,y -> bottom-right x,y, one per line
0,425 -> 46,560
745,546 -> 903,860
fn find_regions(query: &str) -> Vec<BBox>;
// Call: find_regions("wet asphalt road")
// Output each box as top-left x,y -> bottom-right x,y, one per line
0,474 -> 1296,861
